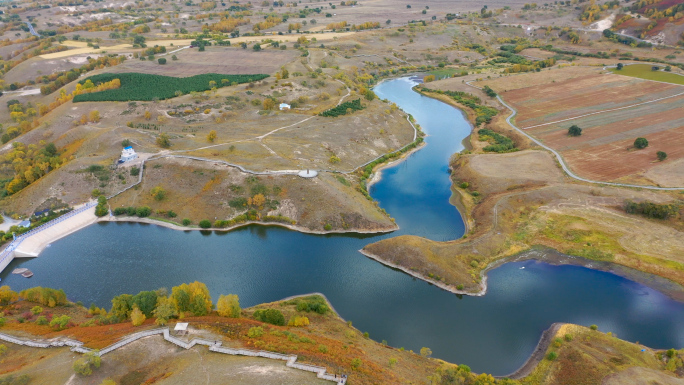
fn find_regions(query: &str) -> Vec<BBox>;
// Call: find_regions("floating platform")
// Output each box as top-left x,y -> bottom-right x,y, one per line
12,268 -> 33,277
298,170 -> 318,178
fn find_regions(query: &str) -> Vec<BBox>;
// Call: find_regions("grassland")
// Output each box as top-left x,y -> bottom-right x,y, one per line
611,64 -> 684,85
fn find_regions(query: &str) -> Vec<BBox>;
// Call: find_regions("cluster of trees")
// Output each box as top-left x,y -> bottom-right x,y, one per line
208,16 -> 251,32
319,98 -> 364,117
73,73 -> 268,102
421,87 -> 498,126
503,57 -> 556,74
94,195 -> 108,217
625,200 -> 678,219
602,29 -> 652,48
108,282 -> 240,326
18,287 -> 68,307
113,206 -> 152,217
1,141 -> 65,196
39,55 -> 126,95
478,129 -> 517,153
253,16 -> 282,31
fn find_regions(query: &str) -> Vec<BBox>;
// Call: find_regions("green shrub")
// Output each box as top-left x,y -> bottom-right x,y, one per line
136,206 -> 151,217
182,218 -> 191,226
478,128 -> 516,153
248,326 -> 265,338
199,220 -> 212,228
253,308 -> 285,325
293,295 -> 330,314
590,324 -> 598,330
625,200 -> 677,219
319,99 -> 364,117
35,316 -> 48,325
546,351 -> 558,361
634,137 -> 649,149
73,351 -> 101,376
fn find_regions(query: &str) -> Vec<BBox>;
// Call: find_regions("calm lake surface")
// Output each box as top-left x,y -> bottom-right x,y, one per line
2,78 -> 684,375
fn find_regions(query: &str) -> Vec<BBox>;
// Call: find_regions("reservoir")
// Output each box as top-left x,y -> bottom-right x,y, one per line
2,78 -> 683,376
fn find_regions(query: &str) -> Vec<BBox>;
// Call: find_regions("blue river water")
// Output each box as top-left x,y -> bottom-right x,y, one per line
1,78 -> 683,376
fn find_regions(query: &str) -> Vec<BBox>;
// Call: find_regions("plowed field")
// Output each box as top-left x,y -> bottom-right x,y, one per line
496,72 -> 684,186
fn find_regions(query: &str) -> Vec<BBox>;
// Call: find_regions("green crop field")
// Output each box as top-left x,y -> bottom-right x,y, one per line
73,72 -> 269,102
611,64 -> 684,85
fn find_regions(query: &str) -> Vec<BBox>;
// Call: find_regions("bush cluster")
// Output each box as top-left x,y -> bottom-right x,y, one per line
319,98 -> 364,117
478,129 -> 516,153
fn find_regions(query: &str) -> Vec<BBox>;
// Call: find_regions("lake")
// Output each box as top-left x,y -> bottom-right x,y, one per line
2,77 -> 683,376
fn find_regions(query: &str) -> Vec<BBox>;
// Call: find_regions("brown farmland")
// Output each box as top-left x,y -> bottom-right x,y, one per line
491,71 -> 684,186
500,73 -> 683,128
110,47 -> 299,76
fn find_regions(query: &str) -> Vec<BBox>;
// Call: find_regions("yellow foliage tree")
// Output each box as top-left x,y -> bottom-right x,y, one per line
288,316 -> 310,327
216,294 -> 241,318
80,114 -> 88,125
131,305 -> 146,326
89,110 -> 100,123
249,193 -> 266,208
144,110 -> 152,120
207,130 -> 217,142
263,98 -> 276,110
0,285 -> 18,305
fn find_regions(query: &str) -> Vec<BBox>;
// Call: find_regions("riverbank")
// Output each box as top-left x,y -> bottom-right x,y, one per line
99,215 -> 397,236
363,149 -> 684,302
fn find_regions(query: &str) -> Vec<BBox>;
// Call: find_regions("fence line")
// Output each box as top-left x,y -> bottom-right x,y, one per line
0,327 -> 346,384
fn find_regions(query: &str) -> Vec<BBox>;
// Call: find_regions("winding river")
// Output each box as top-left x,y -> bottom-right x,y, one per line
2,78 -> 684,375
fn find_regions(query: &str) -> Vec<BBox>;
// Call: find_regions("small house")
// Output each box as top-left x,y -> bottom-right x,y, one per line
279,103 -> 291,111
120,146 -> 138,163
18,220 -> 31,228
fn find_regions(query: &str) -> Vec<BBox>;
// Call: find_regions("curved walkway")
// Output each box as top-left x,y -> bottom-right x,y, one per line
465,82 -> 684,191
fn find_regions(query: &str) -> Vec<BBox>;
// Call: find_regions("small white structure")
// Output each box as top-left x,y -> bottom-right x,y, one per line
174,322 -> 189,336
18,220 -> 31,228
279,103 -> 291,111
298,169 -> 318,178
120,146 -> 138,163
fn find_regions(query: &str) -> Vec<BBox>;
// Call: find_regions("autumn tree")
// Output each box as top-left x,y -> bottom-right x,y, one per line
144,110 -> 152,120
171,282 -> 213,316
423,75 -> 435,83
151,186 -> 166,201
131,305 -> 146,326
216,294 -> 241,317
156,132 -> 171,148
263,98 -> 276,110
0,286 -> 18,305
73,351 -> 101,376
249,193 -> 266,208
153,296 -> 178,326
207,130 -> 217,142
89,110 -> 100,122
110,294 -> 134,320
420,347 -> 432,357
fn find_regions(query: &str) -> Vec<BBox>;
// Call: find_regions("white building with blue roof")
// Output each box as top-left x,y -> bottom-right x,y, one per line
120,146 -> 138,163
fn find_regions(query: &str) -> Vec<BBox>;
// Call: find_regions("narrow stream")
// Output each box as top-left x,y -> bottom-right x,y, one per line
2,77 -> 683,375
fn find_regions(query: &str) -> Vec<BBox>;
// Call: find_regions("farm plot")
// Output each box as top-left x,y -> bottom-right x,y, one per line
527,93 -> 684,185
110,47 -> 299,77
501,73 -> 684,128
